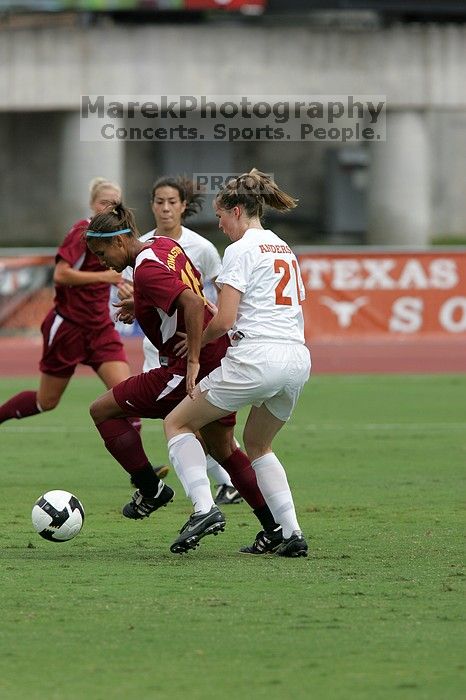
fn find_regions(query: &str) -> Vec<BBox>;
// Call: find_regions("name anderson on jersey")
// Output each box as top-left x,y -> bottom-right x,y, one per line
259,243 -> 292,254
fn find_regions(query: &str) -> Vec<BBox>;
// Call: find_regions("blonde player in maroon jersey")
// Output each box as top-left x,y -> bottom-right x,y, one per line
85,202 -> 280,549
164,170 -> 310,557
0,178 -> 136,430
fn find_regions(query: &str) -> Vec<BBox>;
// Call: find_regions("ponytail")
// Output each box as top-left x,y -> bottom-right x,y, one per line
87,202 -> 138,239
215,169 -> 297,218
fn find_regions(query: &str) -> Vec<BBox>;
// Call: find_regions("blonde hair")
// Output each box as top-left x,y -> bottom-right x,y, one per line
215,168 -> 298,218
89,177 -> 122,204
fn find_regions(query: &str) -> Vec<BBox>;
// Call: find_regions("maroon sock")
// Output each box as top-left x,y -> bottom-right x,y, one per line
0,391 -> 40,424
221,448 -> 268,510
96,417 -> 151,475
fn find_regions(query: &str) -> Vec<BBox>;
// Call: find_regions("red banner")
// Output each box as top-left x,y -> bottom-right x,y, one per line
0,255 -> 54,326
184,1 -> 266,9
297,249 -> 466,341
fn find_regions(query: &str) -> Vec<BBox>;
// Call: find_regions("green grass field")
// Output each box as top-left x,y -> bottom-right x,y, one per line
0,374 -> 464,700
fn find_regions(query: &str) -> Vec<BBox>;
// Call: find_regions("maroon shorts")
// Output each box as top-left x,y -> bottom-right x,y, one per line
39,309 -> 127,378
113,366 -> 236,426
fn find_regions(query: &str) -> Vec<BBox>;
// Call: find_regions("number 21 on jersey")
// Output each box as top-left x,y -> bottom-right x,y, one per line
274,258 -> 304,306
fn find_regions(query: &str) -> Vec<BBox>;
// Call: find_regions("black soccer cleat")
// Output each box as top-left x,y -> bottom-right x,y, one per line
275,531 -> 308,558
239,528 -> 283,555
122,482 -> 174,520
214,484 -> 243,505
170,505 -> 226,554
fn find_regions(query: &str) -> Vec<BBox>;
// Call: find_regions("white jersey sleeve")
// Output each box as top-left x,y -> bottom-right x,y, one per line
179,226 -> 222,283
217,244 -> 255,293
197,241 -> 222,283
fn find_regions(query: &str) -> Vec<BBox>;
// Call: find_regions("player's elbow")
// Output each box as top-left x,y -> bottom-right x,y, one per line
53,264 -> 72,286
214,317 -> 233,335
184,291 -> 204,311
214,309 -> 236,335
53,268 -> 67,285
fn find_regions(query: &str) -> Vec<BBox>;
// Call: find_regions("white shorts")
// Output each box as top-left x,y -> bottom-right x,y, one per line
198,341 -> 311,422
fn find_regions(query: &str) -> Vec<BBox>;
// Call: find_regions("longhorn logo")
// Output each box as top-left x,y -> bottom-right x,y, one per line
319,296 -> 369,328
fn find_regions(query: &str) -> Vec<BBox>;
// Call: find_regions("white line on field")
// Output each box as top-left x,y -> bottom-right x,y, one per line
288,423 -> 465,431
2,423 -> 464,433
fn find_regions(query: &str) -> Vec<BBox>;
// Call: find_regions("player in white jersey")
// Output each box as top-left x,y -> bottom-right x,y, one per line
119,176 -> 242,505
164,169 -> 311,557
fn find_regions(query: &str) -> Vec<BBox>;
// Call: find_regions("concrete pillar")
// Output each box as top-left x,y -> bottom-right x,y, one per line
59,111 -> 124,234
367,110 -> 431,246
429,111 -> 466,239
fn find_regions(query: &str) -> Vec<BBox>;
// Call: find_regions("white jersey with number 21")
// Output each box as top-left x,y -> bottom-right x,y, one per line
216,228 -> 306,344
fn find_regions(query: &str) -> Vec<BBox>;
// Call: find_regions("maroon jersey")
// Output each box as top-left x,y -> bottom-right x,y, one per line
54,218 -> 112,329
133,237 -> 223,373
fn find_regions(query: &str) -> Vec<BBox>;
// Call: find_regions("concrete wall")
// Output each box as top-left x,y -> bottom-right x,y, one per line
2,23 -> 465,108
0,112 -> 62,244
0,21 -> 465,245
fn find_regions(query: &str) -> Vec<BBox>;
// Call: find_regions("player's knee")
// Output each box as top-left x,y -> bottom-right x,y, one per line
202,429 -> 236,464
243,434 -> 267,462
38,396 -> 60,412
163,415 -> 175,439
89,399 -> 102,425
206,443 -> 228,464
89,398 -> 111,425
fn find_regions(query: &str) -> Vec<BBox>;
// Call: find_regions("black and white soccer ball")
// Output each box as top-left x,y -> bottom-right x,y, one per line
31,490 -> 85,542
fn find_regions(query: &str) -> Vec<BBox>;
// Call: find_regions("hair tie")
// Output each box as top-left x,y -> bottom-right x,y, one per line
86,228 -> 131,238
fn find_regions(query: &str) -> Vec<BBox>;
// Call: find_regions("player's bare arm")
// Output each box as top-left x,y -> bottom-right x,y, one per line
201,284 -> 240,346
113,297 -> 135,324
54,259 -> 121,287
175,288 -> 205,397
117,279 -> 134,300
113,280 -> 136,323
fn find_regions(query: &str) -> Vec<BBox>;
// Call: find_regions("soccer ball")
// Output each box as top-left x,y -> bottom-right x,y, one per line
31,490 -> 85,542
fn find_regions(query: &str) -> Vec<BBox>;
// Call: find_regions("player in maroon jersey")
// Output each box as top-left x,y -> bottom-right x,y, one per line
85,202 -> 280,551
0,178 -> 137,430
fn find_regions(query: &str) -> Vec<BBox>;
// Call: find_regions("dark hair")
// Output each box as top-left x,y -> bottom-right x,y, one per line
87,202 -> 139,239
151,175 -> 203,219
215,168 -> 298,218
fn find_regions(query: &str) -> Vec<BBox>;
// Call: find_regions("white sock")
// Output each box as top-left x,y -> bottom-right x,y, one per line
251,453 -> 300,539
206,455 -> 233,487
168,433 -> 214,514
